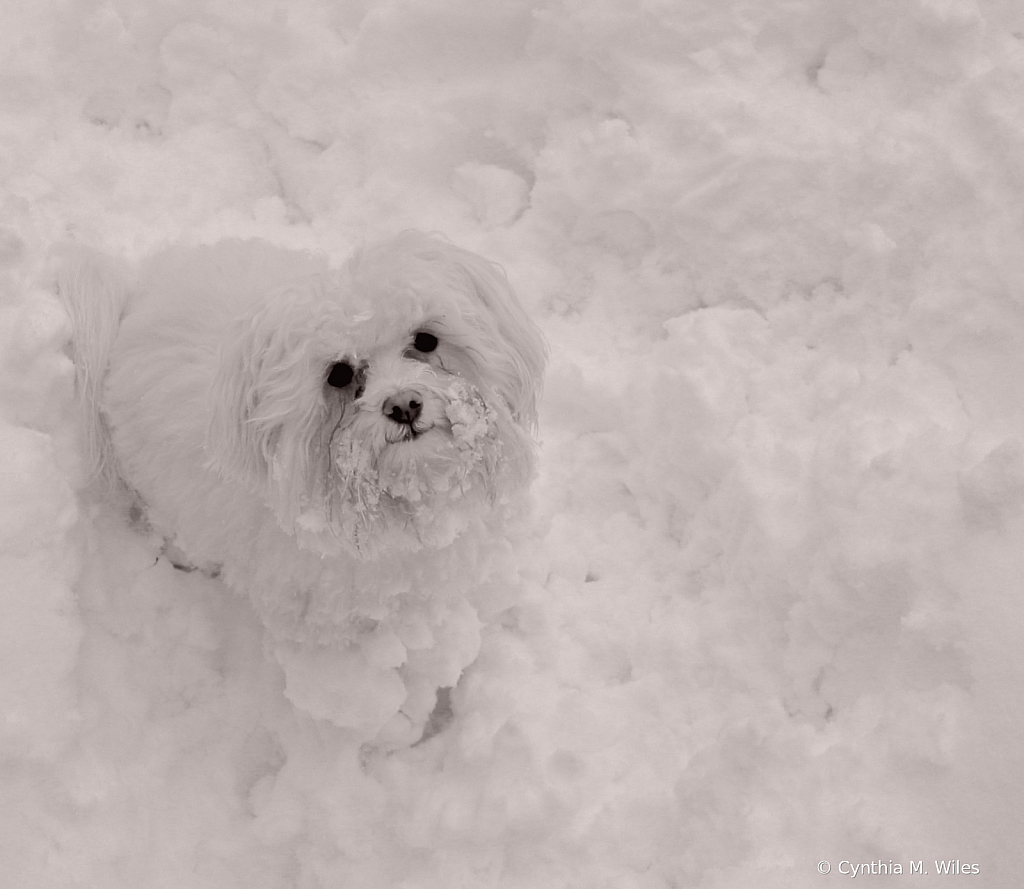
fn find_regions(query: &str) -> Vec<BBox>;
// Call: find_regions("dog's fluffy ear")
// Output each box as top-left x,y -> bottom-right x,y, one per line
441,242 -> 547,429
379,232 -> 548,428
206,285 -> 335,518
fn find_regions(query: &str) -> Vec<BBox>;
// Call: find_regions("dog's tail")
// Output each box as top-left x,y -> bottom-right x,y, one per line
54,247 -> 133,488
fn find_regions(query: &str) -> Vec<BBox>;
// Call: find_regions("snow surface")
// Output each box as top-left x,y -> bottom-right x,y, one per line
2,0 -> 1024,886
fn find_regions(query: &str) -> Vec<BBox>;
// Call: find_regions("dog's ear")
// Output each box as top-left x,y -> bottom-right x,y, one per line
206,286 -> 330,517
444,244 -> 547,429
384,232 -> 547,428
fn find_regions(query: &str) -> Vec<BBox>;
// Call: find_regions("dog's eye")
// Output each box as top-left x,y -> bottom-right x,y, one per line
327,362 -> 354,388
413,331 -> 438,353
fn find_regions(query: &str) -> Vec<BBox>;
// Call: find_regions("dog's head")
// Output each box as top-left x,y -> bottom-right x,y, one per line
208,232 -> 546,556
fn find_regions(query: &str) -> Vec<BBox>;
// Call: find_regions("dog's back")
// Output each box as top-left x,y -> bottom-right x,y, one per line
56,240 -> 332,490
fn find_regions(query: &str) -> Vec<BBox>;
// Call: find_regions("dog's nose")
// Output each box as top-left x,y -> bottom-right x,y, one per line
383,391 -> 423,426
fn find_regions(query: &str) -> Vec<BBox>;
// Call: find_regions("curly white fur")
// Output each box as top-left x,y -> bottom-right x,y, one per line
57,232 -> 546,745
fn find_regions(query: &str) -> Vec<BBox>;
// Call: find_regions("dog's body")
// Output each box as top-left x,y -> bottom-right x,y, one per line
58,233 -> 545,744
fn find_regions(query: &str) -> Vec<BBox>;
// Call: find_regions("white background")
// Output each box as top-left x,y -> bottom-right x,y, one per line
0,0 -> 1022,886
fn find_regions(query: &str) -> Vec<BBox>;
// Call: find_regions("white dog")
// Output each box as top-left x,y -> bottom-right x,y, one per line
58,232 -> 546,745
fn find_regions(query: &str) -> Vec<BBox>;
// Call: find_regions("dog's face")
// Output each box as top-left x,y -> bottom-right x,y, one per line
207,232 -> 546,557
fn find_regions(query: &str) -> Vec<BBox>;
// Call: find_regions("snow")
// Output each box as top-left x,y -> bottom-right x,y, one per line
2,0 -> 1024,885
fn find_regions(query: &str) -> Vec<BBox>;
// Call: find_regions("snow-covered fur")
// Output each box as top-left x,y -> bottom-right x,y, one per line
57,232 -> 546,745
